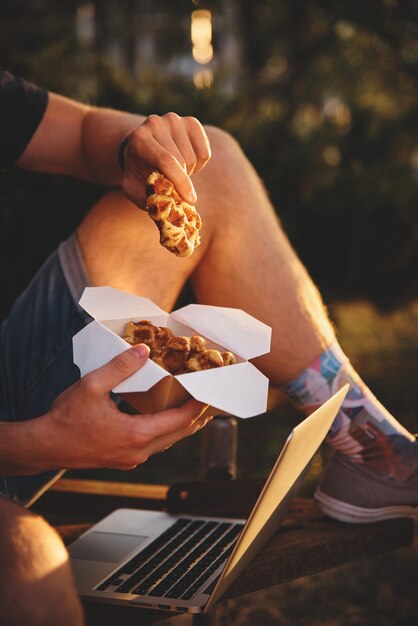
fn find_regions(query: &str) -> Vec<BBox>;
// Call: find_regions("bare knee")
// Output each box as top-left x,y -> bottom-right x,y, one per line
197,125 -> 271,229
0,498 -> 84,626
204,125 -> 243,163
202,125 -> 265,198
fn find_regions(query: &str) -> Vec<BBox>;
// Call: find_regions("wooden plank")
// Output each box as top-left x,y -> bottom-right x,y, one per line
32,479 -> 169,525
167,478 -> 267,518
225,514 -> 414,598
82,603 -> 177,625
51,478 -> 168,500
35,477 -> 264,525
82,602 -> 230,626
54,523 -> 93,545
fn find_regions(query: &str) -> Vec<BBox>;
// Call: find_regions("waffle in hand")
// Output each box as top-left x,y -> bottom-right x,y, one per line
145,171 -> 202,257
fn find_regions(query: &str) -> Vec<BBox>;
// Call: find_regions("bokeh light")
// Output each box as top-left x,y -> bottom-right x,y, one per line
76,2 -> 95,45
323,97 -> 352,129
292,104 -> 324,138
191,9 -> 213,65
334,20 -> 356,41
193,68 -> 214,90
323,145 -> 342,166
267,55 -> 288,77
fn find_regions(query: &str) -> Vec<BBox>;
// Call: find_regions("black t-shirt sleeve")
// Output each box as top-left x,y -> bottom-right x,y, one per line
0,70 -> 48,169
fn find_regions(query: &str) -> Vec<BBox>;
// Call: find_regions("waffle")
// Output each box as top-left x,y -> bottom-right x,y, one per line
123,319 -> 237,374
124,320 -> 173,359
145,171 -> 202,257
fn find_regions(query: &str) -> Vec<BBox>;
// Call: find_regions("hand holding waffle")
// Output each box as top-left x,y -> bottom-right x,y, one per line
120,112 -> 211,211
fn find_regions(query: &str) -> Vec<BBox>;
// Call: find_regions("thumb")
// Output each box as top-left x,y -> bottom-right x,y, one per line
85,344 -> 150,393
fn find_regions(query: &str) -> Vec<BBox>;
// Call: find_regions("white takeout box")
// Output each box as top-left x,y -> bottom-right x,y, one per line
73,287 -> 271,419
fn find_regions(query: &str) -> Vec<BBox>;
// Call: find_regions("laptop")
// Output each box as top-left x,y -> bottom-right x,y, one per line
69,384 -> 349,614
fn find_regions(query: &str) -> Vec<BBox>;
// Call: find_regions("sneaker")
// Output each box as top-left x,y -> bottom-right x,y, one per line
315,452 -> 418,523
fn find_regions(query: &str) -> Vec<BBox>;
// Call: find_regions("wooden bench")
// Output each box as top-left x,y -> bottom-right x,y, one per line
33,476 -> 414,626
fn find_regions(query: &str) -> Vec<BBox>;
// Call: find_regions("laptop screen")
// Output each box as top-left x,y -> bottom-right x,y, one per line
205,384 -> 349,611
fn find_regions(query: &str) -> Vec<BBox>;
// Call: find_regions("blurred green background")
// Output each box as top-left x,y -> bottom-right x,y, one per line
1,0 -> 417,317
1,3 -> 418,622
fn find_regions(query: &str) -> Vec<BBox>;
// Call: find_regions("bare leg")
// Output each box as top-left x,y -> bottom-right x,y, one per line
78,127 -> 334,384
78,126 -> 418,509
78,188 -> 204,312
189,128 -> 335,382
0,497 -> 84,626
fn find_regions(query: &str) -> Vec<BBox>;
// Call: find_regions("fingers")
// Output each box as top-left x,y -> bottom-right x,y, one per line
183,116 -> 212,173
151,144 -> 198,205
161,114 -> 211,197
137,399 -> 209,439
155,116 -> 199,176
110,403 -> 211,470
125,113 -> 211,205
140,414 -> 213,461
82,344 -> 150,395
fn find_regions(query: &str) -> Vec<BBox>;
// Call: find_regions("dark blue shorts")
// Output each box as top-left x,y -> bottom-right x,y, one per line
0,234 -> 91,505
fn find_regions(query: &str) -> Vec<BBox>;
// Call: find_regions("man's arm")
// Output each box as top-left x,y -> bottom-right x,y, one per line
0,344 -> 210,477
16,92 -> 211,206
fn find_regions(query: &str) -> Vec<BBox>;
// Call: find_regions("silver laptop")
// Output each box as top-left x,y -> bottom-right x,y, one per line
69,385 -> 349,614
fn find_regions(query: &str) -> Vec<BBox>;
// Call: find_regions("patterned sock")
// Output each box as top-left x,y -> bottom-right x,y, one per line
283,342 -> 418,482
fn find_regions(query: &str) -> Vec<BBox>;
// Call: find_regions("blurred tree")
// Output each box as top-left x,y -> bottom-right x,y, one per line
0,0 -> 417,320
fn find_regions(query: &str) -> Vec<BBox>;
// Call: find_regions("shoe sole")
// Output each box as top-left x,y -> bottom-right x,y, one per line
315,488 -> 418,523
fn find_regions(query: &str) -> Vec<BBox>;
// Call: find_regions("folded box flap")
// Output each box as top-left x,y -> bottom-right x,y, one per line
175,362 -> 269,419
113,359 -> 170,393
171,304 -> 271,360
73,320 -> 168,391
79,287 -> 167,320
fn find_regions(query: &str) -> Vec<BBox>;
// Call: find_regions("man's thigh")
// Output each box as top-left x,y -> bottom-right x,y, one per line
0,234 -> 91,505
0,495 -> 84,626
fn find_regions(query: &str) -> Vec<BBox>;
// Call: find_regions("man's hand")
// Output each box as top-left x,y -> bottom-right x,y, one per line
16,92 -> 211,209
121,113 -> 211,208
35,344 -> 210,471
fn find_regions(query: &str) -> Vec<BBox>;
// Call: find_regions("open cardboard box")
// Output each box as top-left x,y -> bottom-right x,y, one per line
73,287 -> 271,419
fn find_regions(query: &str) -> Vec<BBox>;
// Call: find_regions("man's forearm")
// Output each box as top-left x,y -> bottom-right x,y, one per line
0,418 -> 56,476
81,106 -> 145,186
17,92 -> 145,186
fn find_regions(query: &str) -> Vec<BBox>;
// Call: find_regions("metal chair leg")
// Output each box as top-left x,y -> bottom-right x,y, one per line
201,416 -> 238,480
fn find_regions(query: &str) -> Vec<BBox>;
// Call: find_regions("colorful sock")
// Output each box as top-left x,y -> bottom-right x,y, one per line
283,342 -> 418,482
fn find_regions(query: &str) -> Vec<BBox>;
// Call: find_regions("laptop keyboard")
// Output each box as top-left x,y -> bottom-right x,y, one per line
95,517 -> 243,601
